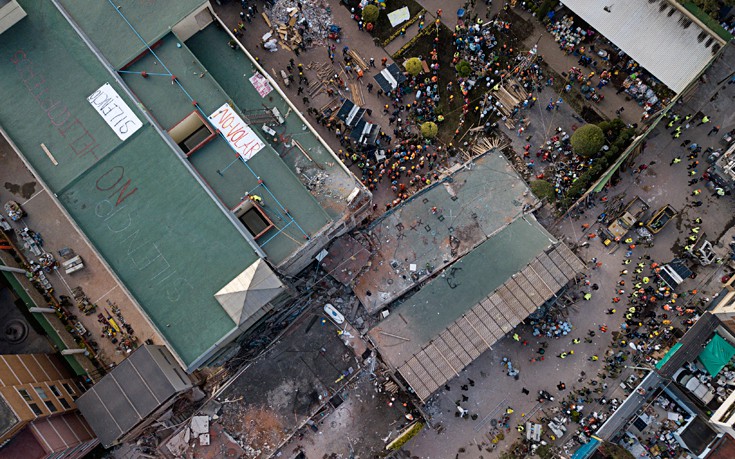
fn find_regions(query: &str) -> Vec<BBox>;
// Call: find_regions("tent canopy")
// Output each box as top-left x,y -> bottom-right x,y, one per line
698,333 -> 735,377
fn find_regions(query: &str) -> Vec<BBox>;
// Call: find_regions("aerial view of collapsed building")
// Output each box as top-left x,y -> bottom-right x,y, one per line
2,0 -> 733,456
0,0 -> 368,447
322,151 -> 585,401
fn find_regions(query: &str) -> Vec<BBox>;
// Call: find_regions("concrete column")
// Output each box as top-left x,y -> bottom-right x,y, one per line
0,265 -> 28,275
61,349 -> 88,356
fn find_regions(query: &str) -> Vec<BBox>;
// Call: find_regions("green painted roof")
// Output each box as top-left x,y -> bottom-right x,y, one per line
680,2 -> 733,42
119,31 -> 332,264
375,216 -> 556,356
185,26 -> 358,220
0,0 -> 260,369
58,0 -> 206,69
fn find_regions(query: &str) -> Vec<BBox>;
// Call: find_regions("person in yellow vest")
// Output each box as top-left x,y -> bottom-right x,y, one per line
248,194 -> 263,205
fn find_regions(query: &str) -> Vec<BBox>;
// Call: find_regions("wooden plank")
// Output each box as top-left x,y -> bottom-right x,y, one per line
261,13 -> 271,28
349,81 -> 363,106
421,60 -> 430,73
347,50 -> 369,71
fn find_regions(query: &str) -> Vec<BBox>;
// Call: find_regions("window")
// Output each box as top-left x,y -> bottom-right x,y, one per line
44,400 -> 57,413
58,398 -> 71,410
62,383 -> 74,395
17,389 -> 32,402
49,385 -> 62,397
28,403 -> 43,416
168,111 -> 215,156
33,387 -> 48,400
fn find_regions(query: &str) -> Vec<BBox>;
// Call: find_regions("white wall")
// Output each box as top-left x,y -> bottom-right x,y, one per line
0,0 -> 27,35
172,4 -> 213,42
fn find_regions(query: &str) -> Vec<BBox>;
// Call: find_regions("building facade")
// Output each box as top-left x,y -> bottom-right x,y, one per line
0,353 -> 97,458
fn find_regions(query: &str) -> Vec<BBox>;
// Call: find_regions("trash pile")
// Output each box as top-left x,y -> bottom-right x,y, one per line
547,15 -> 592,55
502,357 -> 520,378
530,317 -> 574,338
267,0 -> 334,49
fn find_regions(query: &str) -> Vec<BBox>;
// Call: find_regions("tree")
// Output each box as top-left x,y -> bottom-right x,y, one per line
404,57 -> 423,76
571,124 -> 605,157
536,445 -> 554,459
362,4 -> 380,23
421,122 -> 438,139
530,180 -> 555,201
455,60 -> 472,77
598,442 -> 635,459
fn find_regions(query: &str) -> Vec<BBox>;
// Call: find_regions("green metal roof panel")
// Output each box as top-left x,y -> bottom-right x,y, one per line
58,127 -> 248,365
655,342 -> 682,370
0,1 -> 259,368
376,217 -> 555,351
119,32 -> 332,264
0,1 -> 129,191
185,25 -> 356,220
58,0 -> 206,69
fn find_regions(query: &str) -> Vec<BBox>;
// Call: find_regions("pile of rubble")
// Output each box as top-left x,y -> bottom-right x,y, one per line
266,0 -> 334,49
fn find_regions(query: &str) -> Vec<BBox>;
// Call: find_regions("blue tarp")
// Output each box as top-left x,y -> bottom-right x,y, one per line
571,437 -> 600,459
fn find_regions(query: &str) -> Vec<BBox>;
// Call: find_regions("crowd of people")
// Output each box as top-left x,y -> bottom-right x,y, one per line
546,13 -> 670,120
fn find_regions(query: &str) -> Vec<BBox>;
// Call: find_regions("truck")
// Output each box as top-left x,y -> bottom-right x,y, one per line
602,196 -> 649,244
646,205 -> 677,234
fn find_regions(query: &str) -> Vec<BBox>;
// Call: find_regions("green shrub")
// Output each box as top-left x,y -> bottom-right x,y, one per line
421,121 -> 438,138
455,60 -> 472,77
362,4 -> 379,23
571,124 -> 605,157
386,422 -> 424,450
530,180 -> 555,201
404,57 -> 423,76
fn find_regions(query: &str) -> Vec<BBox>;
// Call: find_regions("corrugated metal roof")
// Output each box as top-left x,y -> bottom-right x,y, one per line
561,0 -> 723,93
381,243 -> 584,401
657,312 -> 721,378
76,346 -> 192,447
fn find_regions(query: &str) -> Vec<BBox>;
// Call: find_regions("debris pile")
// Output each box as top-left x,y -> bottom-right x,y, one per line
266,0 -> 334,50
